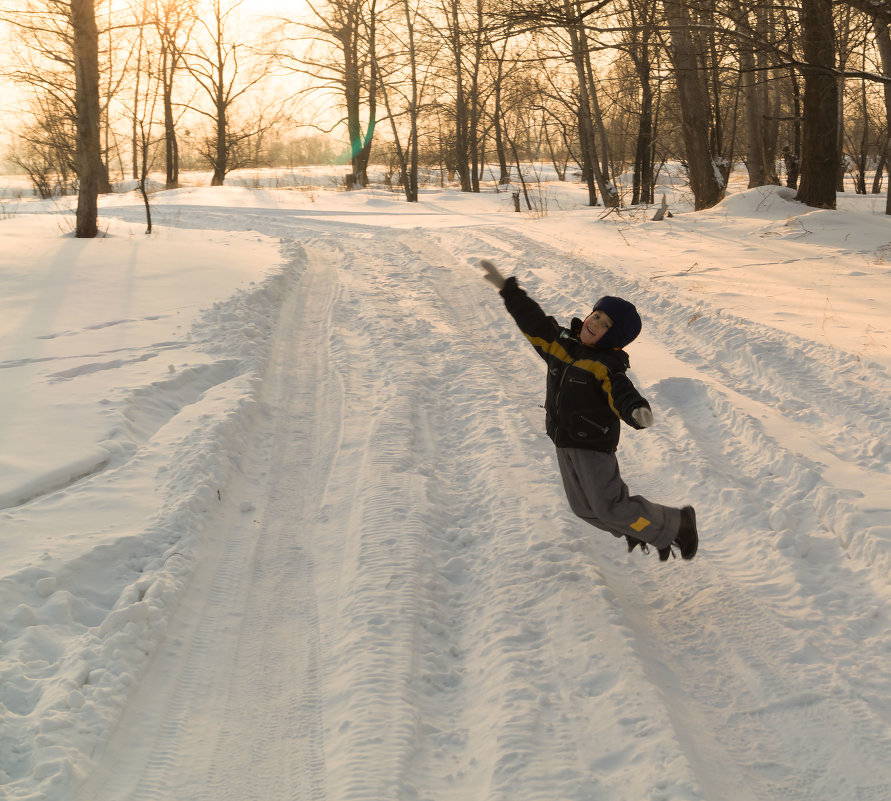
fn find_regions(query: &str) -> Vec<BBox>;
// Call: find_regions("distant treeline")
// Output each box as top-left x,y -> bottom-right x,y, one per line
3,0 -> 891,235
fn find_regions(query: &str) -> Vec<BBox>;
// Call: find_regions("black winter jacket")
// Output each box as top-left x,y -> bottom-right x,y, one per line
500,276 -> 651,452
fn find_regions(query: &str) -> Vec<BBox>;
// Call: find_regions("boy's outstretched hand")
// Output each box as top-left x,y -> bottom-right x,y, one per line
631,407 -> 654,428
480,259 -> 507,290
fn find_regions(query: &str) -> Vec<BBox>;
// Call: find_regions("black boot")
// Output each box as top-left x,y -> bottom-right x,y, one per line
675,506 -> 698,559
658,506 -> 698,561
625,535 -> 649,554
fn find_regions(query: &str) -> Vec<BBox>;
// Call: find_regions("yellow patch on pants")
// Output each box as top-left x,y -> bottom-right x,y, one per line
630,516 -> 651,532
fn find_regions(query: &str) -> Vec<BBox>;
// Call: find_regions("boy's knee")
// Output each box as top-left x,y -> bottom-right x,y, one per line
585,493 -> 624,524
567,504 -> 607,530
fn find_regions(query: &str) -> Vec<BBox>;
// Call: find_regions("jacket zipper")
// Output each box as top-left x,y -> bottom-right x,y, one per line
556,357 -> 611,436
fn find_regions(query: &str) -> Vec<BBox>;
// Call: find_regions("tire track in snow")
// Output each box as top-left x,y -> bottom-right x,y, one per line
309,241 -> 446,801
78,245 -> 333,801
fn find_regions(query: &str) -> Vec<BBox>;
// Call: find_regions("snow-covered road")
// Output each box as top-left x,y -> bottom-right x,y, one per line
3,181 -> 890,801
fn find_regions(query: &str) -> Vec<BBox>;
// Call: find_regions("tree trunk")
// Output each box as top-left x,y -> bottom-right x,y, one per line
212,92 -> 226,185
836,71 -> 846,192
835,6 -> 853,193
703,14 -> 733,186
758,3 -> 780,182
468,0 -> 483,193
871,147 -> 887,194
450,0 -> 471,192
342,25 -> 366,188
492,59 -> 510,184
584,46 -> 617,204
789,69 -> 802,188
565,1 -> 598,206
853,76 -> 868,194
576,108 -> 599,206
735,1 -> 779,187
565,0 -> 617,206
626,0 -> 657,207
632,46 -> 655,206
354,2 -> 377,186
542,119 -> 567,181
158,24 -> 181,189
161,43 -> 172,187
739,44 -> 767,187
665,0 -> 724,207
71,0 -> 101,238
384,0 -> 419,201
662,0 -> 724,209
209,6 -> 228,187
132,32 -> 141,181
139,137 -> 152,234
407,21 -> 419,202
164,75 -> 179,188
795,0 -> 837,209
874,20 -> 891,214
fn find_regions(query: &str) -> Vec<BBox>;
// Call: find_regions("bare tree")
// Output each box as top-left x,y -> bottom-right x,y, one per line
71,0 -> 102,236
796,0 -> 838,208
3,0 -> 114,202
612,0 -> 662,204
375,0 -> 425,201
130,2 -> 148,180
558,0 -> 618,206
150,0 -> 197,188
122,3 -> 165,232
485,27 -> 514,185
183,0 -> 275,185
731,0 -> 780,187
435,0 -> 489,192
282,0 -> 379,187
478,25 -> 537,187
133,57 -> 160,233
9,101 -> 76,198
874,19 -> 891,213
843,43 -> 879,194
661,0 -> 725,209
517,0 -> 613,206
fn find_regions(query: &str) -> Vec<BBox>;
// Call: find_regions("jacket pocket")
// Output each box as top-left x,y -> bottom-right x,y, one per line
568,412 -> 615,446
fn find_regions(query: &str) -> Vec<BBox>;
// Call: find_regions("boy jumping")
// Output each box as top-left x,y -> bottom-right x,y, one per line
481,259 -> 698,561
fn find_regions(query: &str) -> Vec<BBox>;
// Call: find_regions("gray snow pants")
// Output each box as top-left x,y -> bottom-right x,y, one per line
556,447 -> 680,550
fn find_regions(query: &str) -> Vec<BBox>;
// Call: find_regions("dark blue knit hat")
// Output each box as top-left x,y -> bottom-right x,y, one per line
592,296 -> 641,349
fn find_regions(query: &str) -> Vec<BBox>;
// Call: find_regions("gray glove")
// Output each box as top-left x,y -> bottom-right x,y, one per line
480,259 -> 507,290
631,407 -> 654,428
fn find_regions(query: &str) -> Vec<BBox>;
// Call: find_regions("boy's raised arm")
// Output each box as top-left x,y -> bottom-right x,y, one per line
480,259 -> 560,348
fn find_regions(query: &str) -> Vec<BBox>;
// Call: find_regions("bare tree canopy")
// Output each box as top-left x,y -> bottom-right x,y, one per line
4,0 -> 891,213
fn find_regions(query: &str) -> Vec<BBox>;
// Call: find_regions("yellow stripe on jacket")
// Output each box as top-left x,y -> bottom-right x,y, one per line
524,334 -> 621,418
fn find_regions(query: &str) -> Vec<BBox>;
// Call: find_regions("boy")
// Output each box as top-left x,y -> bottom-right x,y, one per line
481,259 -> 698,561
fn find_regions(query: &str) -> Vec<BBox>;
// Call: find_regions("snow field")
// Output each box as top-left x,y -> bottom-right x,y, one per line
0,221 -> 289,799
1,176 -> 890,801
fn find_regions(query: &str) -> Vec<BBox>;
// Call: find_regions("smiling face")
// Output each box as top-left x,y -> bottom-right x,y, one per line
580,309 -> 613,347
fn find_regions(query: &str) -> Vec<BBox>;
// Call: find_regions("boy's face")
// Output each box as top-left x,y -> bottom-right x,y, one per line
580,309 -> 613,346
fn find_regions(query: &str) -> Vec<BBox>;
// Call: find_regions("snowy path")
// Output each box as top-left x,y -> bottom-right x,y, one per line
72,201 -> 891,801
75,246 -> 335,801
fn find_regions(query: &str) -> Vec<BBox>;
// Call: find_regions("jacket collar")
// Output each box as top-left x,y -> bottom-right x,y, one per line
564,319 -> 630,367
